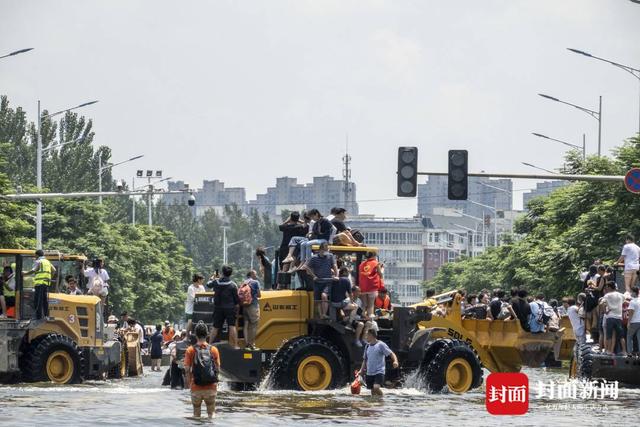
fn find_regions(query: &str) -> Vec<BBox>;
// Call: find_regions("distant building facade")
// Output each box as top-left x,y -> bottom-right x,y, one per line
161,175 -> 357,218
249,176 -> 358,219
417,175 -> 513,220
522,181 -> 567,209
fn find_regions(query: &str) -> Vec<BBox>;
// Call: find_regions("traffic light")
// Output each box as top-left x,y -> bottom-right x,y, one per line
397,147 -> 418,197
448,150 -> 468,200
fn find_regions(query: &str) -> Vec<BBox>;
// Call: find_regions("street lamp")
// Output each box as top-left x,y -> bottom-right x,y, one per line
521,162 -> 557,175
479,182 -> 514,236
467,199 -> 499,247
567,48 -> 640,134
131,176 -> 172,225
532,132 -> 586,161
0,48 -> 34,60
98,154 -> 144,204
35,99 -> 99,248
538,93 -> 602,156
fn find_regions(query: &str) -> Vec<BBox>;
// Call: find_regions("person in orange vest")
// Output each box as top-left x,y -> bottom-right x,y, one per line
375,287 -> 392,311
162,320 -> 175,343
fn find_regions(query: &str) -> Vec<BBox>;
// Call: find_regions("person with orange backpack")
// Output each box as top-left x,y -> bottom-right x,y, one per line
239,270 -> 262,350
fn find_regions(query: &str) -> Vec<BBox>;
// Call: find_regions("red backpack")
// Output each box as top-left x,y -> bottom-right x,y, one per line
238,282 -> 253,306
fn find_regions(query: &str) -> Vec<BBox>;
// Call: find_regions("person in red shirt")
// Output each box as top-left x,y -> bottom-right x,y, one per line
358,252 -> 383,318
375,287 -> 392,311
184,322 -> 221,419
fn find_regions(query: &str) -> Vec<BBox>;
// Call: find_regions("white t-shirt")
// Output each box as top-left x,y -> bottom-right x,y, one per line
132,323 -> 145,344
604,291 -> 625,319
567,305 -> 584,336
185,284 -> 205,314
629,297 -> 640,324
621,243 -> 640,271
84,268 -> 110,287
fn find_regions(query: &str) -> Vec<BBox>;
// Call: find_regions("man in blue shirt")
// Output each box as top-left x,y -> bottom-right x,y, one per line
529,296 -> 546,333
302,241 -> 338,319
359,329 -> 399,396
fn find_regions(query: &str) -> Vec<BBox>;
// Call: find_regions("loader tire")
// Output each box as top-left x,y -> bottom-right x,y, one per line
425,339 -> 482,393
270,336 -> 346,391
22,334 -> 84,384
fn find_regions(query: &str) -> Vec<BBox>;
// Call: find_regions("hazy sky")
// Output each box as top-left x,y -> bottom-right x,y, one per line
2,1 -> 639,216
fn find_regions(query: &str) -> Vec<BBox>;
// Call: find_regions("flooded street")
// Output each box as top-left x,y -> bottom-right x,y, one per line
1,366 -> 637,426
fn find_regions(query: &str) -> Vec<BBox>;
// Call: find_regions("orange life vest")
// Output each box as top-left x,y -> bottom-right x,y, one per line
162,327 -> 175,342
375,294 -> 391,310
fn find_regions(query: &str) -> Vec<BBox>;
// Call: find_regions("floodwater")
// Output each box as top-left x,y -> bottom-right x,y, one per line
0,367 -> 637,427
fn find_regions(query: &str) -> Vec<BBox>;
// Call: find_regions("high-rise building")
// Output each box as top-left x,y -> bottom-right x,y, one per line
522,181 -> 567,209
249,176 -> 358,218
417,175 -> 513,220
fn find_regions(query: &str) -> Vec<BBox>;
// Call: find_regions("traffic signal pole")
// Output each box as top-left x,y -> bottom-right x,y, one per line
417,170 -> 624,183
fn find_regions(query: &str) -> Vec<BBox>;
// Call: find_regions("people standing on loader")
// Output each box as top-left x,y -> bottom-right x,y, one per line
603,281 -> 626,355
567,295 -> 586,345
359,251 -> 383,319
185,322 -> 220,420
359,329 -> 399,396
150,325 -> 164,372
240,270 -> 261,350
209,265 -> 240,348
84,258 -> 109,301
185,274 -> 205,335
616,233 -> 640,293
626,286 -> 640,354
278,211 -> 308,267
23,249 -> 56,320
302,241 -> 338,319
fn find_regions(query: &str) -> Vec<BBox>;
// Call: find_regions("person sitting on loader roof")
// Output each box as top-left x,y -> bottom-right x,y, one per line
299,209 -> 335,264
302,241 -> 338,319
330,208 -> 364,247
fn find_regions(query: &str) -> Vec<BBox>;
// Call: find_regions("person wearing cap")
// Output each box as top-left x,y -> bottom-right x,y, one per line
374,287 -> 392,311
107,315 -> 119,325
162,320 -> 175,343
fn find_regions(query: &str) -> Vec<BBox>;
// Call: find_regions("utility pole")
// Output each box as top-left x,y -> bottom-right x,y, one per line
342,134 -> 352,211
36,100 -> 42,249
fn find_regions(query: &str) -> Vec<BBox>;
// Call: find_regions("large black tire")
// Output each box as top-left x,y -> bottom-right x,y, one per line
269,336 -> 346,391
425,339 -> 483,393
577,343 -> 594,379
108,336 -> 129,379
22,334 -> 84,384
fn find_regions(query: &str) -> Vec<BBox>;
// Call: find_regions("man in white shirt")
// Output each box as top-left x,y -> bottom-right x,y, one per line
626,286 -> 640,355
602,282 -> 626,355
83,259 -> 110,298
127,318 -> 145,344
566,295 -> 585,345
185,273 -> 205,335
617,234 -> 640,293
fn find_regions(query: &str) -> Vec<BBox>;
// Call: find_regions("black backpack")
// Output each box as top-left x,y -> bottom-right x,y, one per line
191,344 -> 218,386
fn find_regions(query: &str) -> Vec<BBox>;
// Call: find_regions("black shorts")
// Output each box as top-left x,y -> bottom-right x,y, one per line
365,373 -> 384,389
605,317 -> 623,338
313,281 -> 329,301
213,307 -> 237,329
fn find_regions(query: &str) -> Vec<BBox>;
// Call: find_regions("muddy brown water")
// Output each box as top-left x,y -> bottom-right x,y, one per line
0,367 -> 637,426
